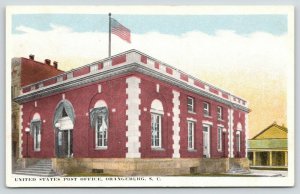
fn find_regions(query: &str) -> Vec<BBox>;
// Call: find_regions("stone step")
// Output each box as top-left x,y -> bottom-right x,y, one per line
25,167 -> 53,170
30,164 -> 52,168
16,169 -> 54,173
14,159 -> 57,177
15,171 -> 57,177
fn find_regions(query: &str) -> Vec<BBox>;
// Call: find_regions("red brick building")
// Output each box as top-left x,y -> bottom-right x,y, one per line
11,55 -> 63,169
14,50 -> 250,175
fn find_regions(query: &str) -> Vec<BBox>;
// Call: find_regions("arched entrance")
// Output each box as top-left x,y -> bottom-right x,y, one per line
53,100 -> 75,158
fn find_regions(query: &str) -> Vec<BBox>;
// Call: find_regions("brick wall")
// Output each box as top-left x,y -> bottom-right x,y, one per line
21,72 -> 246,159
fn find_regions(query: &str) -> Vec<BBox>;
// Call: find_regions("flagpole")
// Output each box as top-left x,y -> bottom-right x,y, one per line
108,13 -> 111,58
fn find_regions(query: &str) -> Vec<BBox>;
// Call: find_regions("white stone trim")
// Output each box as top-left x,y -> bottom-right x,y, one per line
204,85 -> 209,92
156,84 -> 160,93
62,93 -> 65,100
94,100 -> 107,108
202,120 -> 213,126
19,105 -> 23,158
17,50 -> 248,114
187,117 -> 197,122
98,84 -> 102,93
245,113 -> 248,158
147,58 -> 155,68
173,70 -> 180,79
172,90 -> 180,158
217,124 -> 224,128
125,76 -> 141,158
188,77 -> 194,85
150,109 -> 164,115
228,108 -> 234,158
103,60 -> 111,68
90,64 -> 98,72
160,64 -> 167,74
34,101 -> 37,107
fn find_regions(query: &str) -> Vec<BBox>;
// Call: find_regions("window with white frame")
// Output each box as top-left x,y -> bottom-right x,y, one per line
90,64 -> 98,72
217,127 -> 222,151
188,121 -> 195,150
31,121 -> 41,151
90,103 -> 108,149
95,114 -> 107,148
187,97 -> 195,112
151,113 -> 162,148
236,132 -> 241,152
217,106 -> 223,120
203,102 -> 210,116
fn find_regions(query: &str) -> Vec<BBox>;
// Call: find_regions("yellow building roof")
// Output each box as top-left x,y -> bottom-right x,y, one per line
252,122 -> 287,140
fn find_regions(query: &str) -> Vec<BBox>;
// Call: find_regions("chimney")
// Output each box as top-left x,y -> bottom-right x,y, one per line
29,54 -> 35,60
45,59 -> 51,65
53,61 -> 58,69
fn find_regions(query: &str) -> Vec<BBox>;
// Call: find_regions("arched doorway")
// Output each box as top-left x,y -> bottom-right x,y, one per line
53,100 -> 75,158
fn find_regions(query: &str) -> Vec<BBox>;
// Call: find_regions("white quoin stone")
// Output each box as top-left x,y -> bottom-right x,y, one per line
156,84 -> 160,93
172,90 -> 181,158
125,76 -> 141,158
228,108 -> 234,158
245,113 -> 248,158
98,84 -> 102,93
19,105 -> 23,158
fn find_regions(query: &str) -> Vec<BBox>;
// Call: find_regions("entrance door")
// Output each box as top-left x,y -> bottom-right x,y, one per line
56,130 -> 73,158
203,125 -> 210,158
55,116 -> 74,158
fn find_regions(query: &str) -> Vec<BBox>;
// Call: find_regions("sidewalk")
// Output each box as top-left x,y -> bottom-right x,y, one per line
249,169 -> 288,177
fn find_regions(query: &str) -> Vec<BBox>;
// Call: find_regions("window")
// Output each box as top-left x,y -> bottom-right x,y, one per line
151,113 -> 162,148
236,132 -> 241,152
203,102 -> 210,116
90,64 -> 98,72
187,97 -> 195,112
90,102 -> 108,149
217,127 -> 222,151
202,124 -> 211,158
32,122 -> 41,151
95,114 -> 107,148
217,106 -> 223,120
188,121 -> 195,150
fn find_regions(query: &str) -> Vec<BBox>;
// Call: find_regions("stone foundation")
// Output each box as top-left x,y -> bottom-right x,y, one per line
50,157 -> 249,176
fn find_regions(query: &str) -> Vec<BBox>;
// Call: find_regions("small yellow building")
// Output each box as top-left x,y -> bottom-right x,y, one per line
248,122 -> 287,169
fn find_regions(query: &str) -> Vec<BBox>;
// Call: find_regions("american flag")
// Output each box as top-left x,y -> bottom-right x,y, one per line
111,18 -> 131,43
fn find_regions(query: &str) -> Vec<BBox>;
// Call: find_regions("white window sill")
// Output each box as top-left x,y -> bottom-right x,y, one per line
188,149 -> 197,152
95,146 -> 108,150
218,119 -> 225,122
204,115 -> 212,118
34,149 -> 41,152
151,147 -> 165,151
188,111 -> 196,114
217,149 -> 223,152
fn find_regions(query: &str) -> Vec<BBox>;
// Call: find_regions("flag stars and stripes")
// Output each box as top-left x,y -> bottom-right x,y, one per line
111,18 -> 131,43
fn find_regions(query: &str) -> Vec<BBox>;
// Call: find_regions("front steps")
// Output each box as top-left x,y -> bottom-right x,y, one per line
14,159 -> 57,177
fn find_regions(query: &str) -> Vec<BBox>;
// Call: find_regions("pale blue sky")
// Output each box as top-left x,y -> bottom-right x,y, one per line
12,14 -> 287,35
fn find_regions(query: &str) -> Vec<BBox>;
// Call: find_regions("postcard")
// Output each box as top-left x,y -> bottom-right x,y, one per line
6,5 -> 294,187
